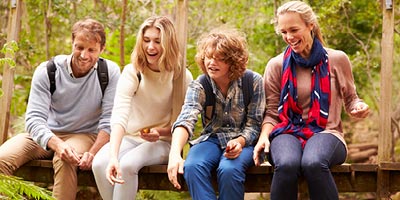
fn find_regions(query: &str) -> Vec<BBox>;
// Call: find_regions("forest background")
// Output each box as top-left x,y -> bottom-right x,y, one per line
0,0 -> 400,199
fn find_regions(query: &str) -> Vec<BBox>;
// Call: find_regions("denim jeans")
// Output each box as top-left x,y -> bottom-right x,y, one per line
184,136 -> 254,200
269,133 -> 346,200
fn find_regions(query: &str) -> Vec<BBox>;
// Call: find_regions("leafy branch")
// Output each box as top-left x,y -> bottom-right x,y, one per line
0,40 -> 19,68
0,40 -> 20,97
0,173 -> 54,200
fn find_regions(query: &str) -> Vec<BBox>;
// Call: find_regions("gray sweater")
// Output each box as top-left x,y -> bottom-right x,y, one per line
25,54 -> 120,149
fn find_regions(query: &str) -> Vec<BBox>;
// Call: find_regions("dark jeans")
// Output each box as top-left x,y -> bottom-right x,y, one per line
269,133 -> 346,200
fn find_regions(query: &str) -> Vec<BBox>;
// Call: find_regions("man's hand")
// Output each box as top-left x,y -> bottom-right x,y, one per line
48,136 -> 80,165
78,152 -> 94,170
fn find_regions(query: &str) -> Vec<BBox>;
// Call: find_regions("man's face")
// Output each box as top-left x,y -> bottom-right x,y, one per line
71,32 -> 104,77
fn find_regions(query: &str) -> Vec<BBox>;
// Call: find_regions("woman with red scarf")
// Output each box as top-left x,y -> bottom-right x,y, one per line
253,1 -> 369,199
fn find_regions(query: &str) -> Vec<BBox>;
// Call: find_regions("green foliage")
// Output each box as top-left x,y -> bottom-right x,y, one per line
0,41 -> 20,99
11,74 -> 31,116
0,41 -> 30,117
1,1 -> 400,198
314,0 -> 382,110
0,174 -> 54,200
137,190 -> 191,200
0,41 -> 19,68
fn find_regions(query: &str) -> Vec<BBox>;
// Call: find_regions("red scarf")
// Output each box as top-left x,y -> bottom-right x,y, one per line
269,39 -> 331,148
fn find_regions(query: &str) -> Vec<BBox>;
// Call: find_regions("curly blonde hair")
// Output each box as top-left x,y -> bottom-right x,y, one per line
195,28 -> 249,81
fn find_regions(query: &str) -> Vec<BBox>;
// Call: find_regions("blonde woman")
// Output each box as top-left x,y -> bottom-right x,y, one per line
253,1 -> 369,199
92,16 -> 192,200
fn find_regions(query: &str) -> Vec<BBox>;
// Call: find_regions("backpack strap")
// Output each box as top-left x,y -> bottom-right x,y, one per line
199,70 -> 254,128
242,70 -> 254,114
241,70 -> 254,127
47,57 -> 109,96
137,72 -> 142,82
46,57 -> 56,95
198,74 -> 215,128
97,58 -> 108,96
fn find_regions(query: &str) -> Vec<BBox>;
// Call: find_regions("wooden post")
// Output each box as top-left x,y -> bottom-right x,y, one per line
171,0 -> 188,122
0,0 -> 22,145
377,0 -> 394,199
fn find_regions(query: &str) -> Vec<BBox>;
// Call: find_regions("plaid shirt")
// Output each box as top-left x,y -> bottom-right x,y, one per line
173,71 -> 265,149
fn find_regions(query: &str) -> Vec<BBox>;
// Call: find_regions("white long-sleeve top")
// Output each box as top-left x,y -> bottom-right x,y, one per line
110,64 -> 193,142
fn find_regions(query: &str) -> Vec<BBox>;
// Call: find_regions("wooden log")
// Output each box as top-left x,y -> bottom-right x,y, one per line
347,148 -> 360,155
348,148 -> 377,163
347,143 -> 378,151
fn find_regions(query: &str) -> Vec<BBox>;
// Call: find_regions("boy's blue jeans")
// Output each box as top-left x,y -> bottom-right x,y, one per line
269,133 -> 346,200
184,136 -> 254,200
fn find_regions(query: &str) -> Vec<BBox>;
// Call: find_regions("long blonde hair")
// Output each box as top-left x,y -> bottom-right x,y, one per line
274,1 -> 325,46
131,16 -> 181,78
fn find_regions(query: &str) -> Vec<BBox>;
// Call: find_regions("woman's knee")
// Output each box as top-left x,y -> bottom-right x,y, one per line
274,157 -> 301,175
118,156 -> 146,177
301,156 -> 328,176
92,154 -> 108,174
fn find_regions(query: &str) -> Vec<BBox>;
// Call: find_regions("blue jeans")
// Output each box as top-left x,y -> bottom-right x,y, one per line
269,133 -> 346,200
184,136 -> 254,200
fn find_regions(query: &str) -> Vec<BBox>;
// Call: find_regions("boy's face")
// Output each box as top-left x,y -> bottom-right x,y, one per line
204,49 -> 230,83
71,32 -> 104,77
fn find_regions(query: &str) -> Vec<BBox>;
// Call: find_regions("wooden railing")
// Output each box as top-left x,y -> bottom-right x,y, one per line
14,160 -> 400,194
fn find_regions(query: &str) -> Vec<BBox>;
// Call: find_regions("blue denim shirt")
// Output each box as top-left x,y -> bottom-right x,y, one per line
172,71 -> 265,149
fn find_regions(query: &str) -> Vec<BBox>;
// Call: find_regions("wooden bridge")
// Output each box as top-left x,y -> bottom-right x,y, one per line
13,160 -> 400,194
1,0 -> 400,199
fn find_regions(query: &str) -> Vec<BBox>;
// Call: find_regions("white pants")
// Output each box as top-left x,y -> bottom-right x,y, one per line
92,136 -> 170,200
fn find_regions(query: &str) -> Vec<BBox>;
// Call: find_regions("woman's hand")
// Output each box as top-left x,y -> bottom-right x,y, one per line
350,101 -> 370,118
106,158 -> 125,185
140,128 -> 160,142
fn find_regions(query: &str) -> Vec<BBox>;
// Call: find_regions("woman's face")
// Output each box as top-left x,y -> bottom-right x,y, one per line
278,12 -> 314,58
204,48 -> 230,83
143,26 -> 163,71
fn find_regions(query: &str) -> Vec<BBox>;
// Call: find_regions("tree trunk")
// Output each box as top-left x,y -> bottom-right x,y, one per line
120,0 -> 127,66
0,0 -> 22,145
